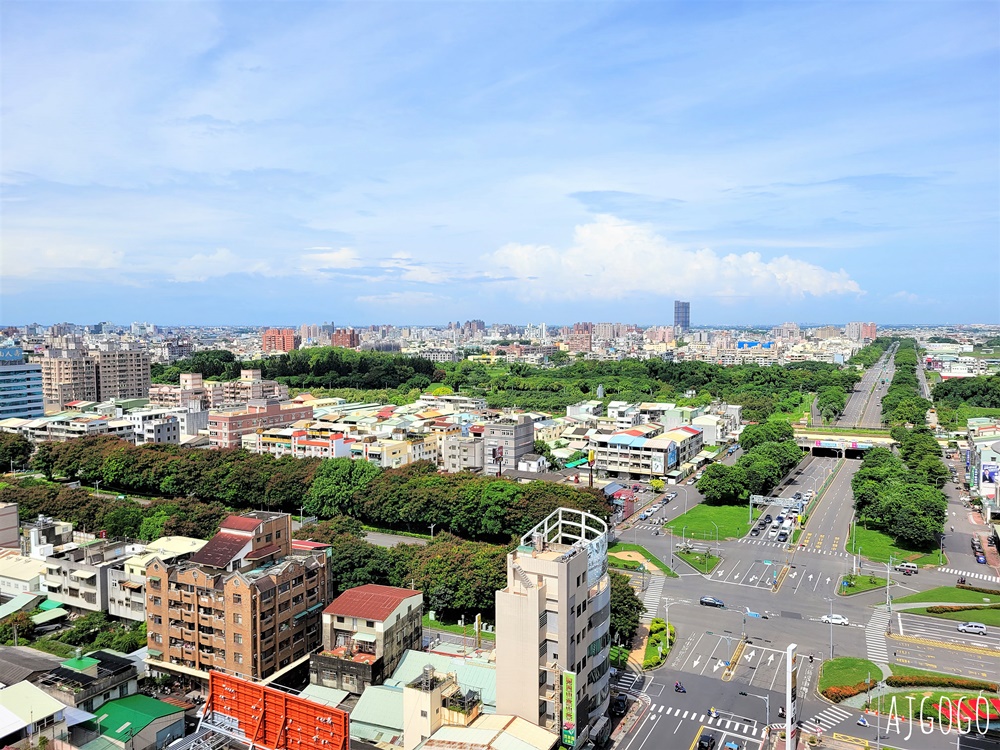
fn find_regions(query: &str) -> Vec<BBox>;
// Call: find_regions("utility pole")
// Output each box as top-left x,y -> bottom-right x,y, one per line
739,691 -> 770,726
429,523 -> 436,539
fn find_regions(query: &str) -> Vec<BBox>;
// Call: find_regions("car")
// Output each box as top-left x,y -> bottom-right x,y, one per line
639,513 -> 648,521
977,554 -> 987,564
804,490 -> 814,498
695,472 -> 704,480
958,622 -> 988,635
697,733 -> 717,750
775,514 -> 785,524
611,694 -> 628,716
667,492 -> 678,500
700,596 -> 725,608
792,492 -> 802,500
777,531 -> 789,542
821,614 -> 850,626
768,528 -> 780,539
650,504 -> 661,512
686,478 -> 696,485
750,527 -> 761,536
763,514 -> 772,524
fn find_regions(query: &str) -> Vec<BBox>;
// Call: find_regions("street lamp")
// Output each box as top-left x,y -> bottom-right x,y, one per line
710,521 -> 720,547
738,691 -> 770,726
94,480 -> 100,495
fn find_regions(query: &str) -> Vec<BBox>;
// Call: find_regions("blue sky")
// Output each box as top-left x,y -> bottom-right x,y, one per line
1,1 -> 998,326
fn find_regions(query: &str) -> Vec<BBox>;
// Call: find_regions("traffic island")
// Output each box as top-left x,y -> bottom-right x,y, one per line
676,548 -> 721,574
837,574 -> 890,596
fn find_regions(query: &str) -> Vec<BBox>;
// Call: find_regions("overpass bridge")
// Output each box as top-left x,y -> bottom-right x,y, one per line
793,428 -> 897,458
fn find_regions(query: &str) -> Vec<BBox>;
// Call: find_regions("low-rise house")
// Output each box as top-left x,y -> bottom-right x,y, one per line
36,649 -> 139,713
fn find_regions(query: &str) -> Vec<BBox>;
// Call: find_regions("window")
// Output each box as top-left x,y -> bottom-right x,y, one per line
337,616 -> 345,623
366,620 -> 375,628
420,710 -> 428,718
233,613 -> 242,624
233,594 -> 242,604
233,633 -> 243,644
234,653 -> 243,664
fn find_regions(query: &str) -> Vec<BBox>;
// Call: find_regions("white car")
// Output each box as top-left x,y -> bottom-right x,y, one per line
821,614 -> 850,626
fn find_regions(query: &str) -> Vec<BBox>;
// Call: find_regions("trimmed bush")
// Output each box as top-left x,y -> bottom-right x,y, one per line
823,680 -> 877,703
885,675 -> 997,691
958,583 -> 1000,596
926,604 -> 1000,614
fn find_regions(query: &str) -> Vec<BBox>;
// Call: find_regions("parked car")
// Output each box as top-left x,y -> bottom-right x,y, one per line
700,596 -> 725,608
686,478 -> 696,485
667,492 -> 678,500
697,733 -> 717,750
611,694 -> 628,716
977,554 -> 987,564
821,614 -> 850,626
750,527 -> 761,536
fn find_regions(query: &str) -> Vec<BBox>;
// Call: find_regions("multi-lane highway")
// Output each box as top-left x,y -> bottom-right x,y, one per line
837,343 -> 896,428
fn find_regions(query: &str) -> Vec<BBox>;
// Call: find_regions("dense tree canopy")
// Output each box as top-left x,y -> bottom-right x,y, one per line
0,433 -> 32,471
609,571 -> 645,646
932,375 -> 1000,410
880,340 -> 932,426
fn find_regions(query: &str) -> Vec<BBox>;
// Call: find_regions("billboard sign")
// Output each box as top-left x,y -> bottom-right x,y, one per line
586,534 -> 608,587
562,671 -> 577,746
587,449 -> 595,466
983,465 -> 999,485
651,453 -> 664,475
668,444 -> 678,468
0,348 -> 23,362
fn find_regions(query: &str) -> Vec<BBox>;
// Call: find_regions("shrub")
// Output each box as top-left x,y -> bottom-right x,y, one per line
926,604 -> 1000,614
649,618 -> 667,635
822,680 -> 877,703
958,583 -> 1000,596
885,675 -> 997,691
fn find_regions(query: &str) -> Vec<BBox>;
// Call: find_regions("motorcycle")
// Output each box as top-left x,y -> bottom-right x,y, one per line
857,717 -> 869,727
674,683 -> 686,693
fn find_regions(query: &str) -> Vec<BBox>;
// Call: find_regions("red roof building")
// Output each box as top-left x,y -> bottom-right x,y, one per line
322,584 -> 422,622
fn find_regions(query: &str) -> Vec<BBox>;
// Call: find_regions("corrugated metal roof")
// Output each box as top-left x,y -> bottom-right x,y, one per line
385,651 -> 496,711
322,584 -> 420,621
348,684 -> 404,733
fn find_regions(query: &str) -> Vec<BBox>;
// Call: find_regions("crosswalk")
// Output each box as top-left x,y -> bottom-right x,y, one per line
633,524 -> 666,531
801,704 -> 852,734
865,607 -> 890,663
641,576 -> 665,620
617,671 -> 641,693
649,704 -> 765,738
938,567 -> 1000,584
738,538 -> 850,558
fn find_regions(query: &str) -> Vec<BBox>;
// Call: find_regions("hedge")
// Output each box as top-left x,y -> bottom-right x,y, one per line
823,680 -> 878,703
927,604 -> 1000,614
958,583 -> 1000,596
885,675 -> 998,691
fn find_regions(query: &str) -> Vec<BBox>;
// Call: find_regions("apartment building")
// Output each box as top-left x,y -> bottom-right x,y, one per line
442,434 -> 485,473
42,539 -> 145,614
589,424 -> 703,480
262,328 -> 300,353
331,328 -> 361,348
606,402 -> 640,430
495,508 -> 611,748
148,373 -> 210,410
0,503 -> 18,549
38,347 -> 97,409
108,536 -> 206,622
566,401 -> 603,420
310,583 -> 423,695
484,415 -> 534,476
246,427 -> 352,459
94,349 -> 152,402
144,511 -> 329,684
0,347 -> 43,420
565,333 -> 592,354
207,369 -> 290,407
416,393 -> 488,413
351,438 -> 415,469
208,399 -> 314,449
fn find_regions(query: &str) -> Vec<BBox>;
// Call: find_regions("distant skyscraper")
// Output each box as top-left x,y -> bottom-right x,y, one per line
674,301 -> 690,332
0,347 -> 43,420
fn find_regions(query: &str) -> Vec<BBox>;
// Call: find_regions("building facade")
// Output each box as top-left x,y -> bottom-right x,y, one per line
0,347 -> 43,421
310,583 -> 422,695
207,399 -> 314,449
495,508 -> 611,748
442,435 -> 485,473
144,512 -> 329,684
673,300 -> 690,332
484,415 -> 534,476
262,328 -> 300,353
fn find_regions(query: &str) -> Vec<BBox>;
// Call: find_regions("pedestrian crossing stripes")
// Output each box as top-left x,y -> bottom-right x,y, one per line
738,538 -> 849,557
652,705 -> 764,737
801,704 -> 852,734
617,672 -> 640,692
641,576 -> 665,620
938,567 -> 1000,584
634,524 -> 667,531
866,607 -> 891,663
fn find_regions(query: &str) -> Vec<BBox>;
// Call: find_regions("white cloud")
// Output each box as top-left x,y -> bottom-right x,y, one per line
356,291 -> 445,305
170,248 -> 274,283
300,247 -> 362,272
889,290 -> 922,303
484,215 -> 863,301
1,231 -> 125,278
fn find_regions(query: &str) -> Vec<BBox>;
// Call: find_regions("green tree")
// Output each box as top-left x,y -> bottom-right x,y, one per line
0,433 -> 32,471
31,441 -> 56,480
101,502 -> 144,538
0,611 -> 35,644
305,457 -> 382,517
696,463 -> 747,505
609,571 -> 644,647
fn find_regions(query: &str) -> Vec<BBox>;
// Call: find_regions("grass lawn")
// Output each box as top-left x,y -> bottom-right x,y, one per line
838,575 -> 888,595
910,607 -> 1000,626
423,614 -> 496,641
847,526 -> 943,566
608,543 -> 678,577
768,394 -> 813,425
665,504 -> 758,542
896,586 -> 1000,605
608,554 -> 643,571
868,690 -> 1000,721
792,529 -> 803,545
818,656 -> 881,692
610,645 -> 629,668
677,549 -> 721,574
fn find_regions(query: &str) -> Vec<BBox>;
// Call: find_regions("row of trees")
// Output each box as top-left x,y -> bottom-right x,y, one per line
851,440 -> 948,548
881,340 -> 933,426
291,516 -> 646,642
848,338 -> 893,368
152,347 -> 441,393
695,421 -> 804,505
28,437 -> 609,543
932,375 -> 1000,409
816,386 -> 847,423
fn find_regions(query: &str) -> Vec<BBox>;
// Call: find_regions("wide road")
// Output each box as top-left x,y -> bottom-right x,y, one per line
838,343 -> 896,428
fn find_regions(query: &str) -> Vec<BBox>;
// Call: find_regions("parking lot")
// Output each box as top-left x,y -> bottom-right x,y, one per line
897,612 -> 1000,651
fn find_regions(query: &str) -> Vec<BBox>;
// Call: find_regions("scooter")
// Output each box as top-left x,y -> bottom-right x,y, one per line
674,683 -> 686,693
857,717 -> 869,727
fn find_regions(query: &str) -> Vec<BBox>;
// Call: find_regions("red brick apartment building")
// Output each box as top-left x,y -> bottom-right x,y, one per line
207,399 -> 314,449
262,328 -> 301,353
144,511 -> 330,685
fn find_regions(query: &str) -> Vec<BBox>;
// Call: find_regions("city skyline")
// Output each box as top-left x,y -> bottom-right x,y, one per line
2,1 -> 997,325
